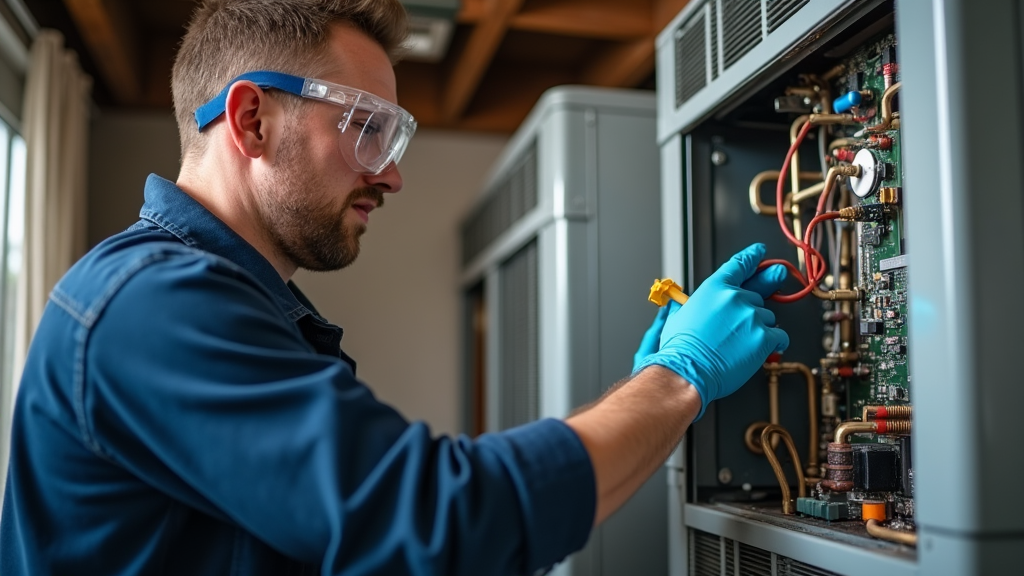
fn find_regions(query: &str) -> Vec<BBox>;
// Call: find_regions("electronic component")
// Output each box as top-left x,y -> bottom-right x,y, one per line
797,496 -> 852,521
850,149 -> 882,198
775,94 -> 816,113
879,187 -> 900,205
853,445 -> 901,492
862,224 -> 884,246
834,90 -> 863,113
861,320 -> 884,335
899,436 -> 914,496
861,500 -> 888,522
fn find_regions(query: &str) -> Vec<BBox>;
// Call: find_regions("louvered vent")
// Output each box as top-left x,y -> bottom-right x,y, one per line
674,10 -> 708,107
689,529 -> 722,576
724,538 -> 736,574
778,555 -> 844,576
721,0 -> 763,70
768,0 -> 810,32
498,240 -> 538,430
738,541 -> 772,576
461,142 -> 539,266
709,1 -> 719,80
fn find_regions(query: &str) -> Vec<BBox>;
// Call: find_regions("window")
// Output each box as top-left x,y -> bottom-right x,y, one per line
1,116 -> 26,500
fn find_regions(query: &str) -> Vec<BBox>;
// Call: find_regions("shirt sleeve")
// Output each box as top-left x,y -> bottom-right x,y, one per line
81,250 -> 596,575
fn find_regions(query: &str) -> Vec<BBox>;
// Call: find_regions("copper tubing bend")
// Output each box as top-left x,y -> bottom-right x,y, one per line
761,424 -> 806,515
834,419 -> 912,444
866,82 -> 902,133
866,519 -> 918,546
750,170 -> 823,216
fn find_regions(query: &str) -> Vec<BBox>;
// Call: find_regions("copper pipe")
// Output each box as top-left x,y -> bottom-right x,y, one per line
866,82 -> 902,133
789,116 -> 810,270
862,404 -> 913,422
761,424 -> 806,515
866,519 -> 918,546
809,113 -> 857,125
750,170 -> 822,215
821,64 -> 846,82
744,420 -> 772,454
835,419 -> 912,444
790,181 -> 827,206
745,371 -> 781,453
839,217 -> 854,344
774,362 -> 820,476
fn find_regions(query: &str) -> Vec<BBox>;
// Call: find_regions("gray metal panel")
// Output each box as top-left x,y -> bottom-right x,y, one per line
655,0 -> 880,145
897,0 -> 1024,542
684,505 -> 918,576
593,107 -> 667,576
484,270 -> 501,433
914,531 -> 1024,576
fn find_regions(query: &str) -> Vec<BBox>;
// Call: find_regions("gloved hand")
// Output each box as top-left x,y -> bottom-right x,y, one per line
634,243 -> 790,420
632,305 -> 671,372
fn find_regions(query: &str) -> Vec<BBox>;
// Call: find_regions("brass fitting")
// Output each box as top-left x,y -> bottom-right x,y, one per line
862,404 -> 913,422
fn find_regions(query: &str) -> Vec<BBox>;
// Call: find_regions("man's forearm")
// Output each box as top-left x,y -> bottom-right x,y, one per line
565,366 -> 701,525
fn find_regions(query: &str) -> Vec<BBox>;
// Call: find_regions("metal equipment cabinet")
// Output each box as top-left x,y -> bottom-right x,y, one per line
459,86 -> 666,576
655,1 -> 1024,575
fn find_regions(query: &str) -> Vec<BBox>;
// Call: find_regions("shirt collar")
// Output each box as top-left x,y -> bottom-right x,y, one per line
138,174 -> 313,321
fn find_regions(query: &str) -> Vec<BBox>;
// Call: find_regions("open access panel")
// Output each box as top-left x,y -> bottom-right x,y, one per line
656,1 -> 1024,575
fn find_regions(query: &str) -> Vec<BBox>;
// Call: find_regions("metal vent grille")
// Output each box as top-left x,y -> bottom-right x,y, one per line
738,541 -> 772,576
461,142 -> 539,266
674,11 -> 708,107
498,240 -> 538,430
689,529 -> 722,576
778,555 -> 843,576
767,0 -> 809,32
709,1 -> 720,80
721,0 -> 763,70
724,538 -> 736,574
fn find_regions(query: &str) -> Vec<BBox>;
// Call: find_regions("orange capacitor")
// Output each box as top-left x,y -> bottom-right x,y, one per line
862,500 -> 887,522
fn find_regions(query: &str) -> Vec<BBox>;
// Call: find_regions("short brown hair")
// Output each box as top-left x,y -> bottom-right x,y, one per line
172,0 -> 408,162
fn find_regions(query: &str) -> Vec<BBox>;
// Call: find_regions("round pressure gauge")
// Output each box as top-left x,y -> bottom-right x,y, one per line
849,148 -> 881,198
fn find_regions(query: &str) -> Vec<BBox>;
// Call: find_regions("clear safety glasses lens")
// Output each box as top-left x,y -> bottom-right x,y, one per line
338,100 -> 416,175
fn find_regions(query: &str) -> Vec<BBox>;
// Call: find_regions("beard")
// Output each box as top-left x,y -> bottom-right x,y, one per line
253,130 -> 385,272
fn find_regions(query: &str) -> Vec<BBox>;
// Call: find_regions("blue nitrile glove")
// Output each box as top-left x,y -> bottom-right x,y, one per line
634,243 -> 790,420
633,305 -> 671,372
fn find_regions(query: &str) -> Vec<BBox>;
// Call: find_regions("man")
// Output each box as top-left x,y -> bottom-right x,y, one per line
0,1 -> 788,574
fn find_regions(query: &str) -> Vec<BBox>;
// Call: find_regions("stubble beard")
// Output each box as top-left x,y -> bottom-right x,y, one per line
254,131 -> 384,272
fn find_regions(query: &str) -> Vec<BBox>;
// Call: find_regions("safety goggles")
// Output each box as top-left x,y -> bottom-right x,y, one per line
194,71 -> 417,175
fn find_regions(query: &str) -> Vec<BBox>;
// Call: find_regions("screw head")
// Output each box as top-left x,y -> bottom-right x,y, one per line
711,150 -> 728,166
718,468 -> 733,484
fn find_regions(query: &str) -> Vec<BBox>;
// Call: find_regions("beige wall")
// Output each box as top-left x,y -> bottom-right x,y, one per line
87,110 -> 508,435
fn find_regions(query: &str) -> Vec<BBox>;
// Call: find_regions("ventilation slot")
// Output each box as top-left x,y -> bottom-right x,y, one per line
767,0 -> 810,32
709,1 -> 720,80
724,538 -> 736,574
674,11 -> 708,108
778,555 -> 844,576
738,541 -> 772,576
721,0 -> 763,70
498,240 -> 538,430
461,141 -> 539,266
689,529 -> 722,576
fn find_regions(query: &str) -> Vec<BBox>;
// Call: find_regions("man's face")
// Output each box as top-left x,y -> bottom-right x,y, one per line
253,24 -> 404,272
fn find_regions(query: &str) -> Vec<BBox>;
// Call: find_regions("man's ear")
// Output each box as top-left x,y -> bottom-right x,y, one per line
224,81 -> 278,159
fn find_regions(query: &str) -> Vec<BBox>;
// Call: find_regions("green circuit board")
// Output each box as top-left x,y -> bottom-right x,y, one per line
832,33 -> 912,430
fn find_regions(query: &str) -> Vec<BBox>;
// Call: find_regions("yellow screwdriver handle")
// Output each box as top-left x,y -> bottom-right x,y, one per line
648,278 -> 689,307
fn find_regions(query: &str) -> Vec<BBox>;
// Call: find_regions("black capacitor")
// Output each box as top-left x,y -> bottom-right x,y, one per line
861,320 -> 884,335
853,444 -> 900,492
900,436 -> 914,496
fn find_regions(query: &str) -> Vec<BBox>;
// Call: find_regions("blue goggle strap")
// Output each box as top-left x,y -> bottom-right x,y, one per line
194,71 -> 306,131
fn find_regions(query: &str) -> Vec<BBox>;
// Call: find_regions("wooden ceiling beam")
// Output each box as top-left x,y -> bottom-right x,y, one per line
62,0 -> 142,104
442,0 -> 525,123
510,1 -> 649,40
580,37 -> 655,87
579,0 -> 693,88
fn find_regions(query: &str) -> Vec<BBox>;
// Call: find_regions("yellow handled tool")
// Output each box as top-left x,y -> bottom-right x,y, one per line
648,278 -> 689,307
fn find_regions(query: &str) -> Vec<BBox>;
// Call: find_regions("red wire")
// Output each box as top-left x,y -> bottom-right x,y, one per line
757,121 -> 839,302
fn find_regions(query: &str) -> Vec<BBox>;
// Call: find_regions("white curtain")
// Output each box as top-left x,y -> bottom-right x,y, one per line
10,30 -> 92,388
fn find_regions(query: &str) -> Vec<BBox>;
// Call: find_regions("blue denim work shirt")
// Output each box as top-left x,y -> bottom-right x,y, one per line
1,175 -> 595,576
